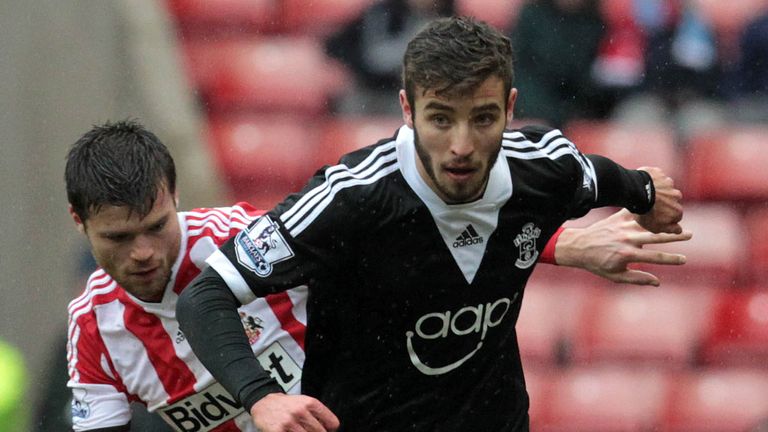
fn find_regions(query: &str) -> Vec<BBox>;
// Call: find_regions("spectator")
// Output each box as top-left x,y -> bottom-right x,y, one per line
728,7 -> 768,122
326,0 -> 455,115
509,0 -> 608,127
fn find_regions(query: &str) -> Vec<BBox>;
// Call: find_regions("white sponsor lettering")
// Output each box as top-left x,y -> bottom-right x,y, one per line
406,295 -> 517,376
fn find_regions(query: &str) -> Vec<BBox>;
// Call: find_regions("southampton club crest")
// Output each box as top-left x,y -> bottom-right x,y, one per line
514,222 -> 541,269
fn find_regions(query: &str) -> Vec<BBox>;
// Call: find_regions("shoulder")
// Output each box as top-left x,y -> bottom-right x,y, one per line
273,138 -> 400,238
501,126 -> 587,166
67,270 -> 121,321
182,204 -> 263,240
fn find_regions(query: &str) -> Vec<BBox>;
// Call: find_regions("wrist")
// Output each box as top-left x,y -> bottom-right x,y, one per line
552,227 -> 582,268
540,227 -> 565,265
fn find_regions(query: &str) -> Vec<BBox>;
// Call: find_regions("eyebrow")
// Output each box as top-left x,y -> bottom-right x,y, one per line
422,101 -> 503,113
99,214 -> 169,238
423,101 -> 454,112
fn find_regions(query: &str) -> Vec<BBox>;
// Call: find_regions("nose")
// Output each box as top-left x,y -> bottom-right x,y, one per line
450,124 -> 475,158
130,235 -> 154,262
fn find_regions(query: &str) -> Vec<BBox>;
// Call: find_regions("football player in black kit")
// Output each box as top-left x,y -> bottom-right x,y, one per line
178,16 -> 686,432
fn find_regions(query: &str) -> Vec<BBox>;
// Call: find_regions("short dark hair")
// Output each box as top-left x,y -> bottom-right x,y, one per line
65,119 -> 176,222
402,16 -> 514,109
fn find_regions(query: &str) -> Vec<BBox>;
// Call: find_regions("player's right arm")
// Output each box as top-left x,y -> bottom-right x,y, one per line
67,301 -> 131,431
177,268 -> 338,432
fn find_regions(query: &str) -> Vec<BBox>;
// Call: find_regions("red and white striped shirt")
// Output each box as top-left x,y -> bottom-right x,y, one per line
67,204 -> 307,432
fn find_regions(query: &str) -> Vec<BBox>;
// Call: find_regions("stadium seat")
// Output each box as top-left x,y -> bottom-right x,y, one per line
523,366 -> 555,430
207,114 -> 321,204
280,0 -> 375,36
650,203 -> 748,285
537,366 -> 671,431
570,284 -> 716,366
456,0 -> 523,30
316,116 -> 403,166
185,37 -> 350,115
563,120 -> 682,180
166,0 -> 281,35
746,206 -> 768,283
702,289 -> 768,368
662,368 -> 768,432
685,126 -> 768,201
517,280 -> 595,366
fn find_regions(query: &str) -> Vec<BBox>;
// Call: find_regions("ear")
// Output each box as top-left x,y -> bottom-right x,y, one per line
69,205 -> 86,235
174,191 -> 180,208
506,88 -> 518,126
399,89 -> 414,129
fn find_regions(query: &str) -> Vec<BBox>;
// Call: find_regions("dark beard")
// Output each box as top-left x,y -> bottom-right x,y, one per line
413,124 -> 501,204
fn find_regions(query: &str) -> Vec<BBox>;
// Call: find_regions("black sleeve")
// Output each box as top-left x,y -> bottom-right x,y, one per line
176,267 -> 284,412
586,154 -> 655,214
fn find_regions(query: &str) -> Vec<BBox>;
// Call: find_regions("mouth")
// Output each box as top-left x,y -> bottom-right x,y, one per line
444,166 -> 478,181
131,267 -> 159,279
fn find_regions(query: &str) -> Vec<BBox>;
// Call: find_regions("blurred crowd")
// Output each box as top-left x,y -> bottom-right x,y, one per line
327,0 -> 768,132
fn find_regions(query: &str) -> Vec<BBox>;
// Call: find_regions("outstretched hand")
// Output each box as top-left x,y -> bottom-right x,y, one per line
555,209 -> 692,286
636,166 -> 684,234
250,393 -> 339,432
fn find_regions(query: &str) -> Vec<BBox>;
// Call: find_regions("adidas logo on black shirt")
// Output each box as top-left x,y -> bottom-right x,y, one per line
453,224 -> 484,248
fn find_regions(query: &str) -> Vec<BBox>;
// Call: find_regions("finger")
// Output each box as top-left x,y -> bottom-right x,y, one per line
308,403 -> 340,431
630,230 -> 693,245
298,413 -> 329,432
611,269 -> 661,286
626,248 -> 687,265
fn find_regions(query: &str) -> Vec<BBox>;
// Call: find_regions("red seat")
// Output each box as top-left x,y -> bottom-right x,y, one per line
702,290 -> 768,368
207,114 -> 321,204
186,37 -> 350,115
571,284 -> 716,366
456,0 -> 523,30
517,280 -> 594,366
685,126 -> 768,201
316,116 -> 403,167
651,203 -> 747,285
662,368 -> 768,432
538,366 -> 670,431
524,366 -> 555,430
281,0 -> 375,36
166,0 -> 281,35
746,207 -> 768,283
564,120 -> 682,180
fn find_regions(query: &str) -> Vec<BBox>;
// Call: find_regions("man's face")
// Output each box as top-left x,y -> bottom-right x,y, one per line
400,76 -> 517,204
72,185 -> 180,302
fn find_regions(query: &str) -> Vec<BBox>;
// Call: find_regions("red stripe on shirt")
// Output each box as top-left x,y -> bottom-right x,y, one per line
265,293 -> 306,350
119,291 -> 197,404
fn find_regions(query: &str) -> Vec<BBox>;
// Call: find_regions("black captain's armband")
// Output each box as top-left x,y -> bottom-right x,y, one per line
586,154 -> 655,214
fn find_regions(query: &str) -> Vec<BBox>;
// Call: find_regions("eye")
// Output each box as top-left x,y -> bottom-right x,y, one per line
474,113 -> 497,127
105,233 -> 130,243
149,221 -> 166,233
430,114 -> 452,128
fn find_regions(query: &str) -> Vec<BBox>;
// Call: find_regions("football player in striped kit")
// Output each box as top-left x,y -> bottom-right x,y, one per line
65,121 -> 306,432
176,17 -> 688,432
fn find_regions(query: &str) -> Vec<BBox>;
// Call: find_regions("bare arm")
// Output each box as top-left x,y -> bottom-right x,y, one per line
554,209 -> 691,286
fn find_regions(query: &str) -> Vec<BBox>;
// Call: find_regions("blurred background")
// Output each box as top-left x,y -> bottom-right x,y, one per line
2,0 -> 768,430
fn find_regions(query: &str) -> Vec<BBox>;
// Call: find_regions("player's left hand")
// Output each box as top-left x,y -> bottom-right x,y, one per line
556,209 -> 692,286
636,166 -> 683,234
